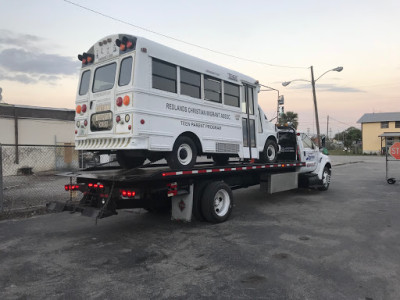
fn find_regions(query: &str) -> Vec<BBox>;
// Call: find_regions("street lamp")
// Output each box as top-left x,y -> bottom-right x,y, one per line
282,66 -> 343,147
259,84 -> 282,122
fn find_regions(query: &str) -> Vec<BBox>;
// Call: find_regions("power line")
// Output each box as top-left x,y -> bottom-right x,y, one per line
63,0 -> 307,69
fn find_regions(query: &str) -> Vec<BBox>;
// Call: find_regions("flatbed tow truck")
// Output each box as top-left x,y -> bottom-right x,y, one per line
47,128 -> 332,223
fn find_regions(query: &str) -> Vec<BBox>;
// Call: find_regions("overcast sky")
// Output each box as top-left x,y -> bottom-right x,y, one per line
0,0 -> 399,135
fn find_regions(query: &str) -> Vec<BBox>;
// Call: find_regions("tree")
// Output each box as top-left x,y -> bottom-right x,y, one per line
279,111 -> 298,129
334,127 -> 361,148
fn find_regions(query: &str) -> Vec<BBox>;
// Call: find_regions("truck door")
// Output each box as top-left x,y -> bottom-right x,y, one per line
298,133 -> 319,172
241,84 -> 258,159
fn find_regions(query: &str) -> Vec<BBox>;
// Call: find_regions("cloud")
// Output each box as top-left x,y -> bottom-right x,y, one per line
0,48 -> 78,75
284,83 -> 365,93
0,30 -> 79,84
0,29 -> 43,48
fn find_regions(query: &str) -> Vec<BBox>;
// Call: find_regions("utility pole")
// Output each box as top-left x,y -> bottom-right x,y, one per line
326,115 -> 329,140
310,66 -> 321,148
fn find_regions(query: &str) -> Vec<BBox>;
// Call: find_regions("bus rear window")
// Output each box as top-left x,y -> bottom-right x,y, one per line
119,56 -> 133,86
79,70 -> 91,95
93,63 -> 117,93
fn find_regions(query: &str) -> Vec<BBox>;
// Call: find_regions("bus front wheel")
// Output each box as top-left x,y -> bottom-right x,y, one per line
167,136 -> 197,170
259,139 -> 278,163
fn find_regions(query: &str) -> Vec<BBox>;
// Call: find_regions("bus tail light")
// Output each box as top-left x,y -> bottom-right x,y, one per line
78,53 -> 94,64
125,114 -> 130,122
76,105 -> 82,114
116,115 -> 121,123
115,36 -> 134,51
82,104 -> 87,113
116,97 -> 123,107
84,120 -> 88,127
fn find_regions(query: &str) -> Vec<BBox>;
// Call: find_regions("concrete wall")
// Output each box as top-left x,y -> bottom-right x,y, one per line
0,118 -> 14,144
0,117 -> 74,145
362,121 -> 400,153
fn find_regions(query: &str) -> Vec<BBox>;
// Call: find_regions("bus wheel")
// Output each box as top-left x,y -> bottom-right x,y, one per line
201,181 -> 233,223
116,151 -> 146,169
212,154 -> 229,166
167,136 -> 197,170
260,139 -> 278,163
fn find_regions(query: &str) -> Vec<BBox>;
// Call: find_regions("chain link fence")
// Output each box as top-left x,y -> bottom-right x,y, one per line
0,144 -> 115,218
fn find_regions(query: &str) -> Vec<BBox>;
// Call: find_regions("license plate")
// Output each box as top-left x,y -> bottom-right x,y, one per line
91,112 -> 113,131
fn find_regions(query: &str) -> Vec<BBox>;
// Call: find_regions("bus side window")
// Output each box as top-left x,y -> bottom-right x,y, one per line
204,75 -> 221,103
79,70 -> 91,95
180,68 -> 201,98
152,58 -> 177,93
119,56 -> 133,86
224,82 -> 240,107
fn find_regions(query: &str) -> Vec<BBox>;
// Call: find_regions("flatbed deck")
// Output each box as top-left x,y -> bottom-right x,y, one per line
58,161 -> 305,184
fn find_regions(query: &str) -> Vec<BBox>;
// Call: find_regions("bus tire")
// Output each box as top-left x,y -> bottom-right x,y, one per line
201,181 -> 233,223
167,136 -> 197,170
260,139 -> 278,163
116,151 -> 146,169
212,154 -> 230,166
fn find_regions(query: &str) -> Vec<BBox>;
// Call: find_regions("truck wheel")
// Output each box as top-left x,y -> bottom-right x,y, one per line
167,136 -> 197,170
212,154 -> 229,166
260,139 -> 278,163
116,151 -> 146,169
318,166 -> 331,191
201,181 -> 233,223
192,181 -> 210,221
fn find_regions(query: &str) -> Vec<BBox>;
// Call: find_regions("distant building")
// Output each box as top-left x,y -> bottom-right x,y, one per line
357,112 -> 400,153
0,103 -> 75,175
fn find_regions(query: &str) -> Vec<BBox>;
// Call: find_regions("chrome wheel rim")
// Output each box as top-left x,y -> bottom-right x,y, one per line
177,143 -> 192,166
267,144 -> 276,161
214,189 -> 230,217
323,169 -> 331,187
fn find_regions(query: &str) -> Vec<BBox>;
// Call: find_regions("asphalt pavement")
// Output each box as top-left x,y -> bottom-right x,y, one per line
0,155 -> 399,299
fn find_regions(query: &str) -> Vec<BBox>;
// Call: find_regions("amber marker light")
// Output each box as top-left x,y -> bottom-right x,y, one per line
123,95 -> 130,106
76,105 -> 82,114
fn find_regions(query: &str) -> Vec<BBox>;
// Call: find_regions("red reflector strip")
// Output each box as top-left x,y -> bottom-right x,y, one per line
161,162 -> 306,177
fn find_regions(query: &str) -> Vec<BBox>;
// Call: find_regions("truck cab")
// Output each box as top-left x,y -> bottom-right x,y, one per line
278,127 -> 331,190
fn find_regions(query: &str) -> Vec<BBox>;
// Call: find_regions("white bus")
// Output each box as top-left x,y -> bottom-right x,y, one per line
74,34 -> 278,169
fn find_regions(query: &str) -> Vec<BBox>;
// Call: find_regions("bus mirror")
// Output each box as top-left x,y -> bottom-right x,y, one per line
115,39 -> 121,47
78,54 -> 83,61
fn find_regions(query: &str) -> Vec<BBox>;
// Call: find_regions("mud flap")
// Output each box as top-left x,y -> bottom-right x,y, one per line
171,184 -> 194,222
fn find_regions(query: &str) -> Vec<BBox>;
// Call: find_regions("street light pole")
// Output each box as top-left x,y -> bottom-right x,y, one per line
310,66 -> 321,147
259,84 -> 281,122
282,66 -> 343,148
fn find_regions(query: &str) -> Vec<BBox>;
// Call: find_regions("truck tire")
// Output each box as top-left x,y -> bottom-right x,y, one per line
259,139 -> 278,163
212,154 -> 229,166
116,151 -> 146,169
318,166 -> 331,191
192,181 -> 210,221
201,181 -> 233,223
167,136 -> 197,170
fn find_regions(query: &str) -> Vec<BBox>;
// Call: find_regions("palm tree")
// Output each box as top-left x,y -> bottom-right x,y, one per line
280,111 -> 298,129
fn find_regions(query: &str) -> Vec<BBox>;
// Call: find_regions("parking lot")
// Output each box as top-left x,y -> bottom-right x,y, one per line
1,155 -> 399,299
